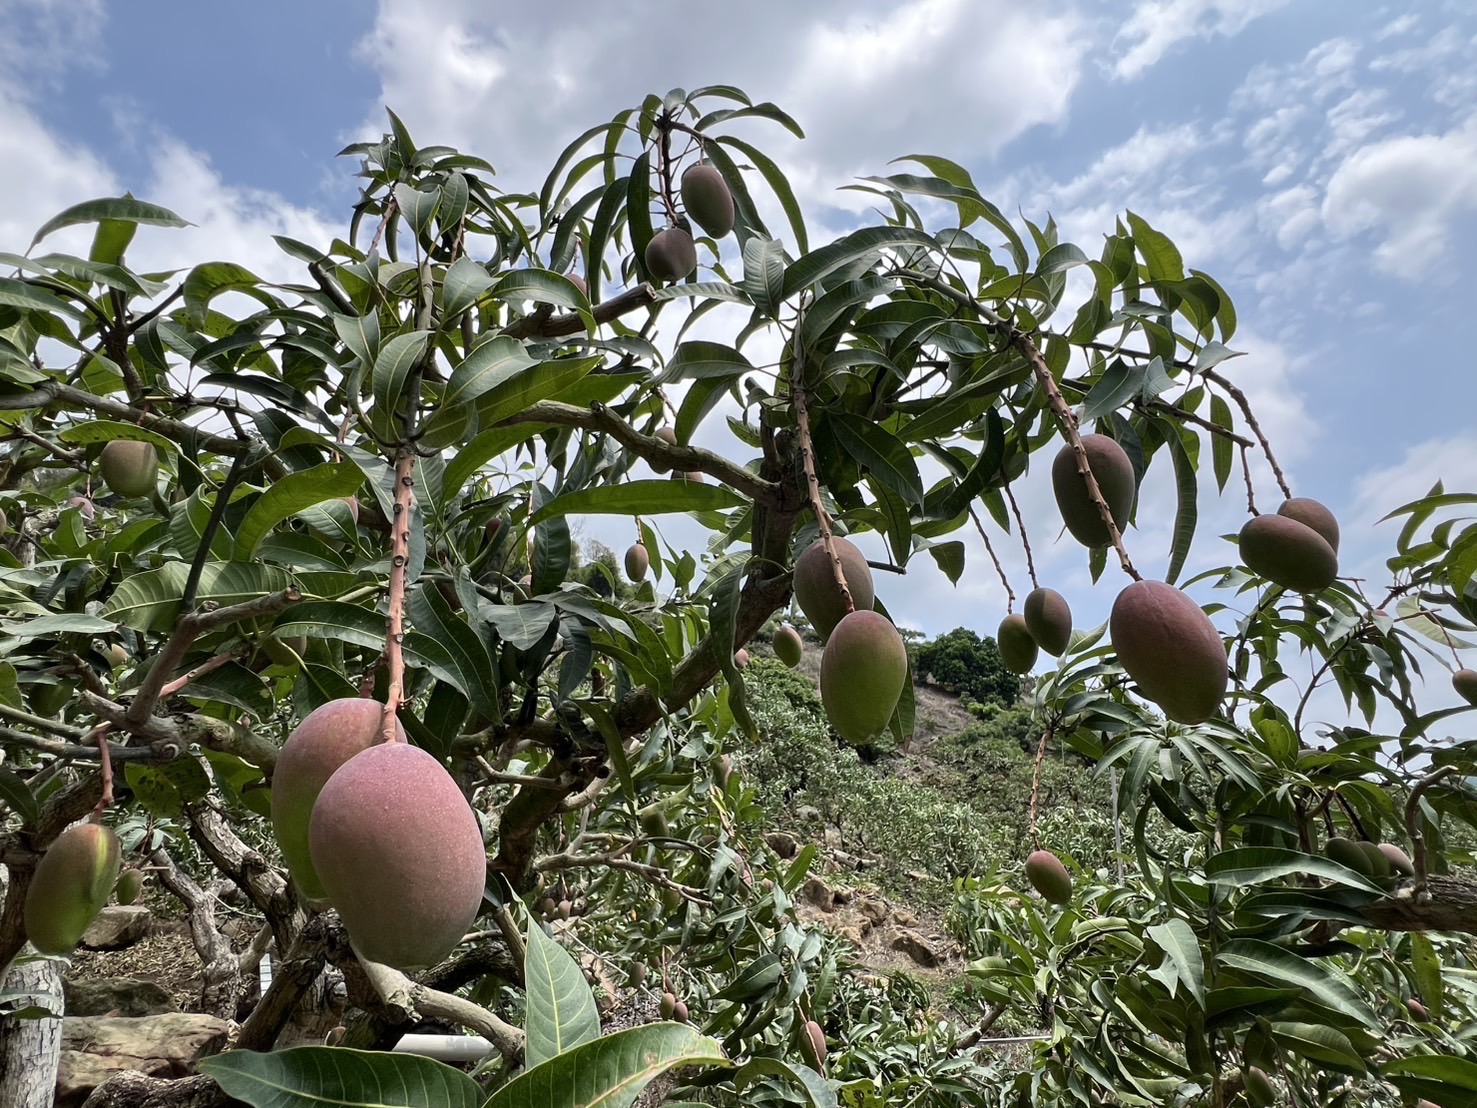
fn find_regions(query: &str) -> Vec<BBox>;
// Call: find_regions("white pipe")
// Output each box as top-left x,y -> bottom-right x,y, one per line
257,944 -> 494,1062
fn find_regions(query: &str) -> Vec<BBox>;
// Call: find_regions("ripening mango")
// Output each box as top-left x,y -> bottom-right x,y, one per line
98,440 -> 159,498
1024,850 -> 1072,905
24,823 -> 122,954
819,610 -> 907,745
1110,580 -> 1227,725
793,537 -> 875,643
997,614 -> 1038,674
1051,435 -> 1135,548
645,227 -> 697,282
1022,587 -> 1073,657
773,624 -> 804,668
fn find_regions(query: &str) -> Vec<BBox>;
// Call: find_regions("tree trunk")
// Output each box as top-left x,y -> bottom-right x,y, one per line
0,953 -> 65,1108
81,1072 -> 238,1108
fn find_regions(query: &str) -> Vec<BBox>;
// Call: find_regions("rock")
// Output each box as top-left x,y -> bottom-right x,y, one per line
764,831 -> 799,859
80,906 -> 152,950
857,897 -> 889,925
63,977 -> 178,1018
796,805 -> 822,823
802,877 -> 835,911
838,925 -> 868,946
831,886 -> 855,906
892,908 -> 918,927
57,1013 -> 230,1107
890,929 -> 942,968
822,827 -> 843,850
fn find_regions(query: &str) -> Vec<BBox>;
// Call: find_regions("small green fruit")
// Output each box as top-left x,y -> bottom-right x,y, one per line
793,537 -> 875,643
1325,836 -> 1373,876
680,162 -> 735,237
114,867 -> 144,906
997,614 -> 1039,674
820,611 -> 907,745
1022,587 -> 1073,656
1024,850 -> 1072,905
98,440 -> 159,498
24,823 -> 122,954
1051,434 -> 1136,548
624,542 -> 649,583
1242,1066 -> 1274,1108
645,227 -> 697,282
773,624 -> 804,668
1357,840 -> 1393,880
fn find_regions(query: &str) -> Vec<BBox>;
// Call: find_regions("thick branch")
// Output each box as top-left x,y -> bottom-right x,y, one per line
1360,875 -> 1477,932
235,915 -> 331,1052
356,957 -> 524,1062
503,283 -> 657,340
150,848 -> 243,1018
382,449 -> 416,741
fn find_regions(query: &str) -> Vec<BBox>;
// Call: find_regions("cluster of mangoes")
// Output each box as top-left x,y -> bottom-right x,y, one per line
270,698 -> 487,970
644,162 -> 735,283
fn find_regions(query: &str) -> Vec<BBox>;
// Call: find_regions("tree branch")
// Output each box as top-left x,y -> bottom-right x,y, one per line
502,283 -> 657,340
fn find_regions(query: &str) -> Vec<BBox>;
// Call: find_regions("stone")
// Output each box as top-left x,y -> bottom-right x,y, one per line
890,929 -> 942,967
764,831 -> 799,859
796,805 -> 822,823
80,906 -> 152,951
802,877 -> 835,911
857,898 -> 890,925
63,977 -> 177,1018
56,1013 -> 230,1107
892,908 -> 918,927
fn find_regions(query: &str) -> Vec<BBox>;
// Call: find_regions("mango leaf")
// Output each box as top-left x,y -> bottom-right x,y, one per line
234,462 -> 364,557
1161,421 -> 1198,586
1146,918 -> 1204,1009
1269,1021 -> 1367,1073
183,262 -> 271,327
524,916 -> 602,1068
445,335 -> 540,410
443,425 -> 545,501
1204,848 -> 1383,894
1410,932 -> 1444,1019
0,767 -> 38,826
31,195 -> 189,248
372,330 -> 432,421
406,584 -> 500,721
1126,211 -> 1184,282
830,414 -> 922,505
442,255 -> 495,317
58,420 -> 177,453
477,356 -> 600,427
1384,1055 -> 1477,1108
529,482 -> 571,596
734,1058 -> 836,1108
531,481 -> 746,523
198,1046 -> 480,1108
709,566 -> 756,740
1218,939 -> 1380,1028
658,341 -> 754,384
1209,394 -> 1233,492
102,563 -> 294,632
483,1023 -> 728,1108
780,226 -> 938,301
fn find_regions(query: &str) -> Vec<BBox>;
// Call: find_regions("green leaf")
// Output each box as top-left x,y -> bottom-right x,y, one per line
57,420 -> 177,453
393,182 -> 440,241
1218,938 -> 1380,1028
90,218 -> 138,266
491,269 -> 593,325
1384,1055 -> 1477,1108
1126,211 -> 1184,282
531,481 -> 746,523
233,463 -> 363,557
0,767 -> 38,827
709,567 -> 756,740
198,1046 -> 481,1108
406,584 -> 501,721
713,134 -> 808,254
1146,918 -> 1204,1009
372,330 -> 432,422
1162,423 -> 1197,587
1410,932 -> 1444,1019
31,195 -> 190,249
477,356 -> 600,428
524,916 -> 602,1068
0,278 -> 81,317
0,613 -> 116,645
443,256 -> 495,317
444,336 -> 539,410
530,482 -> 571,596
1209,394 -> 1233,492
659,341 -> 755,384
734,1058 -> 836,1108
483,1023 -> 727,1108
928,540 -> 965,585
443,425 -> 545,501
1204,848 -> 1383,894
742,235 -> 786,317
830,414 -> 923,505
1271,1021 -> 1368,1073
182,262 -> 269,328
781,226 -> 938,301
102,563 -> 294,632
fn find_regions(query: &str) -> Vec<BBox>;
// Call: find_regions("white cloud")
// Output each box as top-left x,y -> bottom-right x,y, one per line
0,0 -> 106,97
1112,0 -> 1294,80
1321,118 -> 1477,280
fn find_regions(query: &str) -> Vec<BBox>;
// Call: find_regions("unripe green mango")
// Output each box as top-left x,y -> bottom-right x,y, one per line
1110,580 -> 1228,724
681,163 -> 735,237
660,991 -> 677,1019
24,823 -> 122,954
1277,497 -> 1340,552
1051,434 -> 1136,548
271,698 -> 401,905
1023,587 -> 1073,656
1024,850 -> 1072,905
1325,835 -> 1373,876
997,614 -> 1038,674
819,611 -> 907,745
309,741 -> 487,970
1358,840 -> 1393,880
1238,514 -> 1338,592
645,227 -> 697,282
1455,668 -> 1477,706
624,542 -> 649,583
99,440 -> 159,498
798,1019 -> 827,1070
793,537 -> 875,642
1242,1066 -> 1275,1108
773,624 -> 804,668
114,867 -> 144,906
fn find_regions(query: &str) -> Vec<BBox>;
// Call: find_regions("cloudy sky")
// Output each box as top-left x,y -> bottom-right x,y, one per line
3,0 -> 1475,722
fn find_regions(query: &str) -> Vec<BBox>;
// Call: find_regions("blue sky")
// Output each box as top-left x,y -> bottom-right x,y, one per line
3,0 -> 1475,719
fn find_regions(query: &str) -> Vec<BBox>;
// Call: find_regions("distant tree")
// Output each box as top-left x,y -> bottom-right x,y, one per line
912,627 -> 1021,708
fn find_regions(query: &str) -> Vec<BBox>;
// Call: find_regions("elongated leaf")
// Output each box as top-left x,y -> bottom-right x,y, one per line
234,463 -> 363,557
781,226 -> 938,300
734,1058 -> 836,1108
1270,1021 -> 1367,1073
714,134 -> 808,253
477,356 -> 600,427
32,195 -> 189,248
830,414 -> 922,505
492,269 -> 593,323
524,916 -> 602,1068
183,262 -> 269,327
58,420 -> 177,453
445,336 -> 539,410
530,481 -> 571,596
102,563 -> 294,632
743,235 -> 786,317
531,481 -> 745,523
443,255 -> 494,317
372,330 -> 431,421
1410,931 -> 1444,1019
1146,918 -> 1204,1009
709,566 -> 756,740
1209,394 -> 1233,492
659,341 -> 754,384
1218,938 -> 1380,1028
1204,847 -> 1383,894
1385,1055 -> 1477,1104
1162,422 -> 1197,586
443,425 -> 545,501
1126,211 -> 1184,282
483,1023 -> 727,1108
0,767 -> 39,826
198,1046 -> 480,1108
406,584 -> 500,720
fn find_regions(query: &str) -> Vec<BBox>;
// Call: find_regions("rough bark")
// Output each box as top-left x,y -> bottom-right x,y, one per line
1360,874 -> 1477,932
80,1073 -> 237,1108
0,954 -> 64,1108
